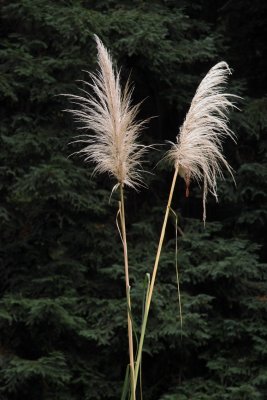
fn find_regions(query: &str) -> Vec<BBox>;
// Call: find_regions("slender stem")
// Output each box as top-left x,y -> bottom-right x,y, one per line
134,167 -> 179,389
120,184 -> 136,400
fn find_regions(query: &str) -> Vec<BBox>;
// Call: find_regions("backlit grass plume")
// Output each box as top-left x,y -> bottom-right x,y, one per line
65,35 -> 149,400
67,34 -> 146,191
167,61 -> 236,223
133,61 -> 238,389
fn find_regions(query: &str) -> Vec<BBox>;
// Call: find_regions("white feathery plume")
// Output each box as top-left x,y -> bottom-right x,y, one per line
65,36 -> 150,397
66,35 -> 147,191
167,61 -> 238,223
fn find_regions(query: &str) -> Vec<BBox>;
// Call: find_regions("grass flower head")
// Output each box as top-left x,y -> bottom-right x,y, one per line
167,61 -> 238,223
66,35 -> 146,191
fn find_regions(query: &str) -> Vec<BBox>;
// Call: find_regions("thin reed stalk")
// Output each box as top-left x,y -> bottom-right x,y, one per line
119,184 -> 135,400
65,36 -> 148,400
134,61 -> 237,390
134,167 -> 179,389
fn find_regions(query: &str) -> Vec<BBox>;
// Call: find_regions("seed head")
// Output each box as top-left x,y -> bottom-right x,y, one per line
167,61 -> 238,223
66,35 -> 147,191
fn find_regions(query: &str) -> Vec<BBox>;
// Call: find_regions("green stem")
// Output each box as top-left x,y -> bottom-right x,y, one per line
134,167 -> 179,389
120,184 -> 136,400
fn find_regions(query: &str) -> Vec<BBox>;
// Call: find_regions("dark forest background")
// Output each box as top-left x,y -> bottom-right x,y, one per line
1,1 -> 267,399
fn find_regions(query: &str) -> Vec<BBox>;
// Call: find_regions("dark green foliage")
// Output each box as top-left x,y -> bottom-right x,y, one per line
1,1 -> 266,399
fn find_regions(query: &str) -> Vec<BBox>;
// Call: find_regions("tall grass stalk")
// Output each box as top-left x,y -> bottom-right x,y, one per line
134,167 -> 179,389
135,61 -> 238,390
65,35 -> 148,400
119,184 -> 135,400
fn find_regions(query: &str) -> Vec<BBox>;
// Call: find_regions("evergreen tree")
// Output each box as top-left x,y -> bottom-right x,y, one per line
0,1 -> 266,399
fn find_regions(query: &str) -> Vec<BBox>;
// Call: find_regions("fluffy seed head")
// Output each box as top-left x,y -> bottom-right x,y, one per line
167,61 -> 238,223
66,35 -> 147,190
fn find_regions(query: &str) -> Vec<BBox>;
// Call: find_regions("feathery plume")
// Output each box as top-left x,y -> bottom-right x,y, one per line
65,36 -> 146,398
167,61 -> 237,223
66,35 -> 146,190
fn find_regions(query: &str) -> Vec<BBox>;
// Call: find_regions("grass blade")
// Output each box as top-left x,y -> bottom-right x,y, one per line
170,207 -> 183,336
121,365 -> 130,400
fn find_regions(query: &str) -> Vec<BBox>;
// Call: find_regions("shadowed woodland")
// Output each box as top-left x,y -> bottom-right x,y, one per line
1,1 -> 267,399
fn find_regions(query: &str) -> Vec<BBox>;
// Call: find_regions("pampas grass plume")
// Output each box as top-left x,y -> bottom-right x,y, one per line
66,35 -> 146,191
167,61 -> 238,223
